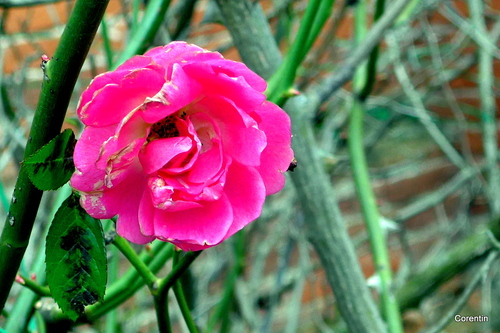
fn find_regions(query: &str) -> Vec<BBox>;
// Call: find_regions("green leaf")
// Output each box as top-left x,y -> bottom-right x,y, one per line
24,129 -> 76,191
45,193 -> 107,321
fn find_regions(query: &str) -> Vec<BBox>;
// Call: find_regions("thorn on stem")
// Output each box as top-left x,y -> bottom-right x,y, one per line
40,54 -> 50,81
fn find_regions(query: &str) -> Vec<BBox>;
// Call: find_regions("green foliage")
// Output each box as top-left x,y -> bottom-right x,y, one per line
24,129 -> 76,191
45,193 -> 107,321
367,106 -> 392,121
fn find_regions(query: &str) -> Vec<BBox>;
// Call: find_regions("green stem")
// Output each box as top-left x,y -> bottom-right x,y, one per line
0,180 -> 10,214
207,270 -> 236,333
34,310 -> 47,333
278,0 -> 321,78
359,0 -> 386,100
0,0 -> 110,313
172,281 -> 197,332
207,232 -> 245,332
172,251 -> 198,333
100,17 -> 114,70
15,274 -> 51,297
131,0 -> 141,34
304,0 -> 336,53
422,250 -> 498,333
350,2 -> 403,332
113,0 -> 172,68
312,0 -> 413,101
154,251 -> 202,333
5,185 -> 71,333
170,0 -> 197,40
349,100 -> 403,333
214,0 -> 282,80
266,0 -> 335,105
154,290 -> 172,333
0,0 -> 63,7
467,0 -> 500,215
85,241 -> 173,321
156,251 -> 202,297
215,1 -> 388,331
397,219 -> 500,310
0,82 -> 15,121
112,235 -> 158,288
104,246 -> 119,333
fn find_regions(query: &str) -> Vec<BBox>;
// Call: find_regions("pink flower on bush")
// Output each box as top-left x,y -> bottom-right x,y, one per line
70,42 -> 293,251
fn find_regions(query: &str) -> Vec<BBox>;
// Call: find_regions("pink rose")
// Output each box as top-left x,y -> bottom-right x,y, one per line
70,42 -> 293,251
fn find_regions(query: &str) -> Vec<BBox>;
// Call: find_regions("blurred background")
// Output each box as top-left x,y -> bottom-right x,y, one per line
0,0 -> 499,332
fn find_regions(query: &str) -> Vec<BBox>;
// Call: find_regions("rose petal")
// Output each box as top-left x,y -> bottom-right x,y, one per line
207,59 -> 267,92
155,117 -> 201,174
78,72 -> 124,112
170,242 -> 208,252
79,160 -> 146,219
153,193 -> 233,248
140,176 -> 203,218
115,55 -> 164,73
184,112 -> 224,183
117,216 -> 155,244
190,95 -> 266,166
253,102 -> 294,195
71,124 -> 117,192
139,137 -> 193,174
221,162 -> 266,240
138,188 -> 156,237
140,64 -> 203,124
116,185 -> 155,244
186,139 -> 223,183
94,111 -> 149,187
79,56 -> 165,113
145,42 -> 223,79
183,62 -> 266,111
79,68 -> 165,126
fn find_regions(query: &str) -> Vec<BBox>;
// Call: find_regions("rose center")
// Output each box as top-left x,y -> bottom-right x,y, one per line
147,115 -> 179,142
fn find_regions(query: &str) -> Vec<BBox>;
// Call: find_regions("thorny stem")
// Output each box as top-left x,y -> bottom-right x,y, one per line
4,185 -> 70,332
0,0 -> 110,313
15,274 -> 51,297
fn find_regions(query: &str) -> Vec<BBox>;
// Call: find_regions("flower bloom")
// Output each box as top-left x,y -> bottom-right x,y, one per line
70,42 -> 293,251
